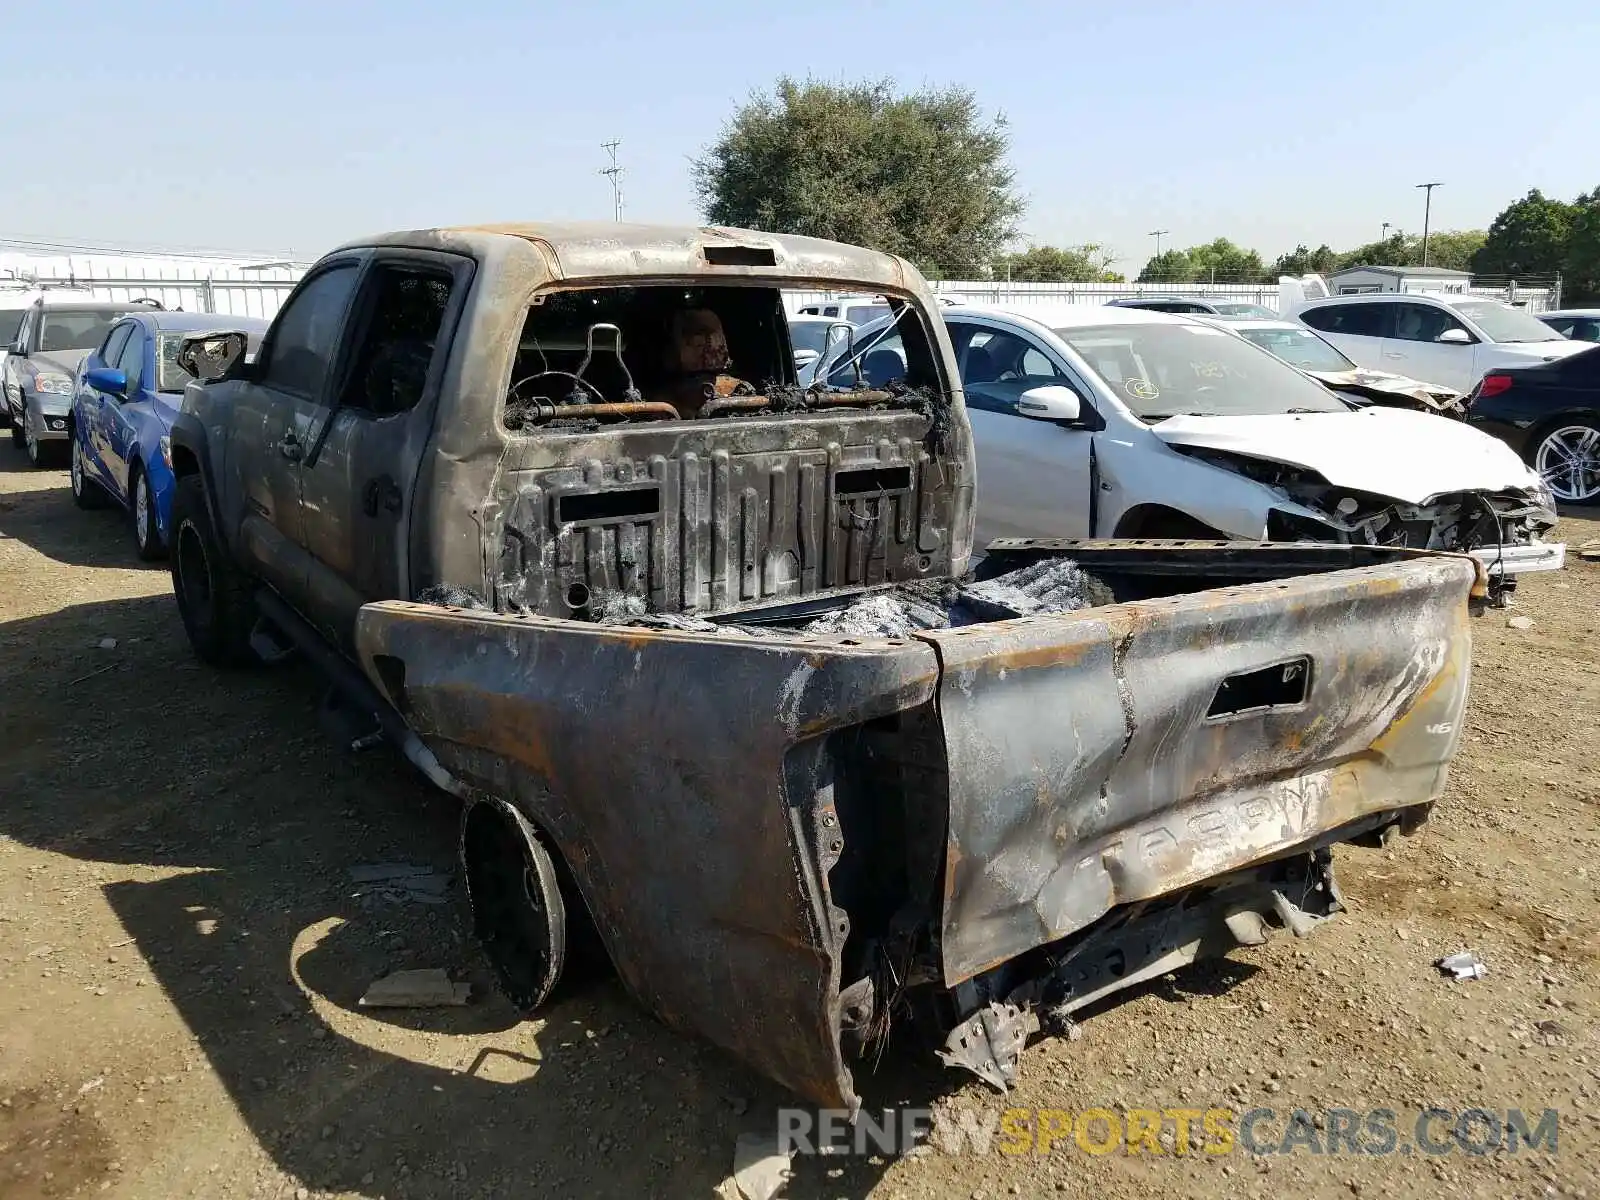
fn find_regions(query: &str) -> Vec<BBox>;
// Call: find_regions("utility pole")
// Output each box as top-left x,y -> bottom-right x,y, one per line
600,140 -> 624,222
1381,222 -> 1391,242
1148,229 -> 1169,259
1415,182 -> 1442,266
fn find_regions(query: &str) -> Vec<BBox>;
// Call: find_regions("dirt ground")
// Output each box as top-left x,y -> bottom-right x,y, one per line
1,452 -> 1597,1200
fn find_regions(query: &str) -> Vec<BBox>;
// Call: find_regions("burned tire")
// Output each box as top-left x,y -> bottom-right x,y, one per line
169,474 -> 257,666
462,800 -> 567,1013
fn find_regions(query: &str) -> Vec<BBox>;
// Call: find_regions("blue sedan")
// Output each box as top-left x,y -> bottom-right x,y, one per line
70,311 -> 269,559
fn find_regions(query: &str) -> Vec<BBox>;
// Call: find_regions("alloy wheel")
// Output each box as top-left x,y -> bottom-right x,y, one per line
1535,425 -> 1600,503
136,474 -> 151,547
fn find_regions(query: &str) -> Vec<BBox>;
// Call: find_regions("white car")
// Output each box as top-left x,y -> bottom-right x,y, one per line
1538,309 -> 1600,343
816,304 -> 1563,600
1290,292 -> 1590,394
794,294 -> 894,326
1212,318 -> 1465,415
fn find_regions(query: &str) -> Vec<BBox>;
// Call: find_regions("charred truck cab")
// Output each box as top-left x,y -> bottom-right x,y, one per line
167,224 -> 1481,1113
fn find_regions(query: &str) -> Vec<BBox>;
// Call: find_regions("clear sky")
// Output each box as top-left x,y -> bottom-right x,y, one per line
7,0 -> 1596,272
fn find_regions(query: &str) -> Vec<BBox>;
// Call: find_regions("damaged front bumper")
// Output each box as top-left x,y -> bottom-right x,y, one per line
353,544 -> 1477,1112
1470,539 -> 1566,576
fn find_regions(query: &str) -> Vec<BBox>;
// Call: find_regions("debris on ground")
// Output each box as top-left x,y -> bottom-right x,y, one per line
728,1132 -> 793,1200
1579,540 -> 1600,562
97,637 -> 118,650
358,968 -> 471,1008
348,863 -> 452,905
1434,951 -> 1488,982
1506,615 -> 1536,630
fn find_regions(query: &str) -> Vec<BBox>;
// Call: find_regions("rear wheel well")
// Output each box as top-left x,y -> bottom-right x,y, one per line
169,443 -> 201,479
1114,505 -> 1231,539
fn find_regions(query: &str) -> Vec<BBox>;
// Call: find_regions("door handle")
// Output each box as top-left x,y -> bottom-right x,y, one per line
362,475 -> 402,516
279,431 -> 303,462
1382,352 -> 1403,359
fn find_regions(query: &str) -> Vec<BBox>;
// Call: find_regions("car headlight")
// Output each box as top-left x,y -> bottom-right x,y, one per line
33,373 -> 74,395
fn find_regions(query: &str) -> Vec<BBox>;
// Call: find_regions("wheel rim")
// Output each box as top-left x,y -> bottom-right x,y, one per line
71,443 -> 83,495
25,419 -> 37,463
1535,425 -> 1600,503
135,475 -> 150,545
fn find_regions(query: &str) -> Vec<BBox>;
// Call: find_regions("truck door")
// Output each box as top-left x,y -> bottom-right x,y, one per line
225,261 -> 362,605
297,252 -> 469,647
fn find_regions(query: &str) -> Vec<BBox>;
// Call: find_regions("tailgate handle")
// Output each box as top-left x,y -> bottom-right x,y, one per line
1207,656 -> 1311,719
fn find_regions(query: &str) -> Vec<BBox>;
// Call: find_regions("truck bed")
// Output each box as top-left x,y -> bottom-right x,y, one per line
351,541 -> 1479,1112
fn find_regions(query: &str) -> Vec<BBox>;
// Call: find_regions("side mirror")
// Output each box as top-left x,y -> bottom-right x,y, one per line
1016,384 -> 1083,423
7,341 -> 24,357
84,366 -> 128,397
1437,328 -> 1473,345
177,331 -> 252,382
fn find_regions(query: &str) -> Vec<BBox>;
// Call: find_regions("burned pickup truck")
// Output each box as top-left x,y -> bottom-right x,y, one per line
166,223 -> 1481,1113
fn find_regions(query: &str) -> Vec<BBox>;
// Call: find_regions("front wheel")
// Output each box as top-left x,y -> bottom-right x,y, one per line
1531,419 -> 1600,506
131,467 -> 165,561
169,474 -> 257,666
71,439 -> 107,510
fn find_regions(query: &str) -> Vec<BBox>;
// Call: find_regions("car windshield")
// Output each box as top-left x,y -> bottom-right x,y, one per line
787,321 -> 833,356
1054,322 -> 1349,419
158,330 -> 263,392
1453,300 -> 1565,343
39,309 -> 124,352
1238,326 -> 1357,372
0,310 -> 24,346
1212,303 -> 1277,318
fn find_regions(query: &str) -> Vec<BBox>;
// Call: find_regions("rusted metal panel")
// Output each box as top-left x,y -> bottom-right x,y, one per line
920,556 -> 1476,985
354,600 -> 941,1112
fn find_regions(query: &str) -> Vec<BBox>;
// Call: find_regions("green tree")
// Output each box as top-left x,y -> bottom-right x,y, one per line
1269,243 -> 1340,278
1184,238 -> 1266,283
1138,239 -> 1265,283
1338,232 -> 1415,269
1419,230 -> 1486,272
1137,249 -> 1196,283
995,243 -> 1121,282
1471,190 -> 1575,278
691,78 -> 1023,278
1562,187 -> 1600,303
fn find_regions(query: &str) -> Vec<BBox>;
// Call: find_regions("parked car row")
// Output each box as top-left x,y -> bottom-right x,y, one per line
812,299 -> 1600,596
3,290 -> 269,556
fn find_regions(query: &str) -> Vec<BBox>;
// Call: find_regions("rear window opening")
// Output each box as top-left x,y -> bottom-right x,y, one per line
500,284 -> 945,431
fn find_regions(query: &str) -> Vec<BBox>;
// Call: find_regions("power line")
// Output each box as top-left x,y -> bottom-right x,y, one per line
0,232 -> 307,263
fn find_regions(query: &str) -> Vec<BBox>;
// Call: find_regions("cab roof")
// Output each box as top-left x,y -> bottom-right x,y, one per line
335,222 -> 920,294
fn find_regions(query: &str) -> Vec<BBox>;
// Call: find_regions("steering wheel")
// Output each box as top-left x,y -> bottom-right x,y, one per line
508,370 -> 607,406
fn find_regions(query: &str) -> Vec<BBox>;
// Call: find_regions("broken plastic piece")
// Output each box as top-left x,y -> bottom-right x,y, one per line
1434,951 -> 1487,982
730,1132 -> 793,1200
359,968 -> 471,1008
